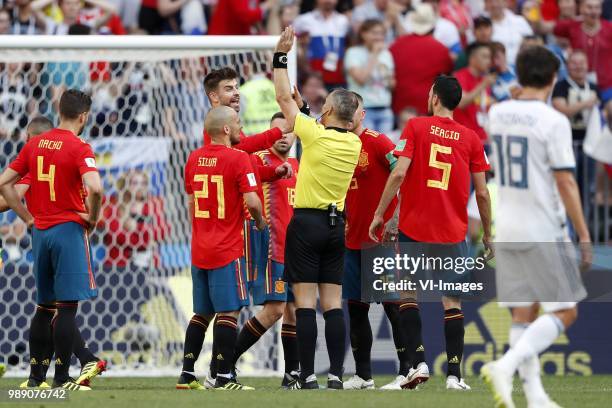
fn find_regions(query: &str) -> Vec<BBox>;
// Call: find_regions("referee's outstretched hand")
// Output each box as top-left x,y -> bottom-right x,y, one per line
275,26 -> 295,53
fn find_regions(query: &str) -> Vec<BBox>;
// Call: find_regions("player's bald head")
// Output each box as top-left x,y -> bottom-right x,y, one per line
204,106 -> 241,144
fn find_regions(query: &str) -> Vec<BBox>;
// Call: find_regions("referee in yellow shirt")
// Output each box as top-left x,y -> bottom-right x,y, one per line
273,27 -> 362,390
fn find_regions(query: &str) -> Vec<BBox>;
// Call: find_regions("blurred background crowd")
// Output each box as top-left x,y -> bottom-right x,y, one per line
0,0 -> 610,265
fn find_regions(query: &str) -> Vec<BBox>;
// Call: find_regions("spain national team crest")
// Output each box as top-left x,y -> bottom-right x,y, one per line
358,151 -> 369,168
275,280 -> 285,294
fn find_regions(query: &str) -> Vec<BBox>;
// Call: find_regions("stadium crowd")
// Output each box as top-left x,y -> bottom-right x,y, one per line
0,0 -> 611,263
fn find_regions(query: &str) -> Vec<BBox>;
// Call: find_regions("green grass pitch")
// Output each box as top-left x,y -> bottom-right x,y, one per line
1,375 -> 610,408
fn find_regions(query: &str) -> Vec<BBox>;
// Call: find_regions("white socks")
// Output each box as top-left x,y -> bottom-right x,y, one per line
509,323 -> 549,404
499,314 -> 563,375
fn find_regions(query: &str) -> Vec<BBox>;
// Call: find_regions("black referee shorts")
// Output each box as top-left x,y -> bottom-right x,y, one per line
284,209 -> 345,285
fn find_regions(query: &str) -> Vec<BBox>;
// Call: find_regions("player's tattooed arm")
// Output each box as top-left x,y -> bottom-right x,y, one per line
472,171 -> 493,260
370,156 -> 411,242
82,172 -> 104,231
0,169 -> 33,227
274,26 -> 299,131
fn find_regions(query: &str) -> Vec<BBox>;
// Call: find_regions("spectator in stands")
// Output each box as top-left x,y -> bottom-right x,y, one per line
484,0 -> 533,64
388,105 -> 417,143
345,19 -> 395,133
299,71 -> 328,116
267,1 -> 299,34
455,15 -> 492,69
552,50 -> 600,142
10,0 -> 44,34
558,0 -> 578,20
454,42 -> 495,144
294,0 -> 350,88
390,3 -> 453,114
31,0 -> 118,34
554,0 -> 612,110
401,0 -> 463,59
209,0 -> 277,35
108,0 -> 140,32
490,41 -> 518,101
439,0 -> 472,45
0,63 -> 31,143
0,7 -> 10,34
351,0 -> 406,42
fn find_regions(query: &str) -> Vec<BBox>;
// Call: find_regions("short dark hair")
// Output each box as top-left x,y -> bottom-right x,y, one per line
27,116 -> 53,136
358,19 -> 385,44
466,42 -> 491,60
270,111 -> 285,124
59,89 -> 92,119
204,67 -> 238,94
473,16 -> 492,29
432,75 -> 463,110
329,88 -> 360,123
516,45 -> 560,88
490,41 -> 506,55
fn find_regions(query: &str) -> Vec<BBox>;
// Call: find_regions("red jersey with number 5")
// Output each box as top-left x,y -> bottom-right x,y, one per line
9,129 -> 98,230
394,116 -> 489,243
345,129 -> 398,249
185,144 -> 258,269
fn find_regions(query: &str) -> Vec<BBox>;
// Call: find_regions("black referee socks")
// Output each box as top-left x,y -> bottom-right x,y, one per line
324,308 -> 346,379
296,308 -> 317,380
233,317 -> 266,365
214,316 -> 238,376
383,302 -> 410,376
181,315 -> 210,373
29,304 -> 55,382
444,308 -> 465,378
348,301 -> 372,380
399,302 -> 426,369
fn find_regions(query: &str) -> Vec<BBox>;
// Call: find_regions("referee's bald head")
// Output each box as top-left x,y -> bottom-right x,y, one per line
205,106 -> 242,145
321,88 -> 360,130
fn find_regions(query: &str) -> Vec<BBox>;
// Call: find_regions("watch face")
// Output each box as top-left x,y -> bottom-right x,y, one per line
280,55 -> 288,64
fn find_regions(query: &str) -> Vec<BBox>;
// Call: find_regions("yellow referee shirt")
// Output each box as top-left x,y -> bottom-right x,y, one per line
294,113 -> 361,211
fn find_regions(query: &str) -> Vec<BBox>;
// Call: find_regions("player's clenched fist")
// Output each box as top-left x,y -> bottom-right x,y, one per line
275,162 -> 293,179
275,26 -> 295,53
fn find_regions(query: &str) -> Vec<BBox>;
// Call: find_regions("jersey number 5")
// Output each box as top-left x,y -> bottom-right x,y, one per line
193,174 -> 225,219
427,143 -> 452,190
37,156 -> 56,201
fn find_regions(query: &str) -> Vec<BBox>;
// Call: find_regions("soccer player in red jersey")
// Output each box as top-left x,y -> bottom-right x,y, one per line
370,75 -> 492,391
231,112 -> 301,388
342,94 -> 420,391
0,116 -> 106,389
177,106 -> 265,391
0,90 -> 104,391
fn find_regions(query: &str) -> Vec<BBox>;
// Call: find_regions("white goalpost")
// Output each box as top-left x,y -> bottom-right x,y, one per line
0,35 -> 296,377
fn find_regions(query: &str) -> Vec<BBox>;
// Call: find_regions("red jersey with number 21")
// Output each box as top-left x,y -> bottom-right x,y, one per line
394,116 -> 489,243
9,129 -> 98,230
185,144 -> 258,269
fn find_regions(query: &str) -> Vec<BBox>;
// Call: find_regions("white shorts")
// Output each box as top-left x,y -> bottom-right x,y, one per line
494,241 -> 587,306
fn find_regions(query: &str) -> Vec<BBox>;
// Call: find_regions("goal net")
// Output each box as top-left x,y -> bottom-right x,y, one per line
0,35 -> 295,377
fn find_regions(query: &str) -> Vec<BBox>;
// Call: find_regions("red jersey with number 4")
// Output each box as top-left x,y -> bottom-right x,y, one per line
345,129 -> 398,249
185,144 -> 259,269
394,116 -> 490,243
252,150 -> 298,263
9,129 -> 98,230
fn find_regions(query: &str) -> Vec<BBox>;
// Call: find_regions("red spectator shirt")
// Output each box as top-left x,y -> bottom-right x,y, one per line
185,144 -> 258,269
554,19 -> 612,89
390,34 -> 453,115
9,129 -> 98,230
394,116 -> 490,243
203,127 -> 283,154
453,67 -> 493,143
252,149 -> 298,264
208,0 -> 263,35
345,129 -> 398,249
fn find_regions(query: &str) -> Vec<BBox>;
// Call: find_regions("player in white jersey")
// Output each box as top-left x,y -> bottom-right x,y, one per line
481,46 -> 592,408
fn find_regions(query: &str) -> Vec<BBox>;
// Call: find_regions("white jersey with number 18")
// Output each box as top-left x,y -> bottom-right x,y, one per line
488,99 -> 576,242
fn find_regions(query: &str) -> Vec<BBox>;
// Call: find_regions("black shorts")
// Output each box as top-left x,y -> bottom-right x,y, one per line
284,209 -> 345,285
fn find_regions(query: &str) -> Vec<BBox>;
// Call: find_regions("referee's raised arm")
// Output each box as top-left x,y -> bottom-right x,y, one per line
273,27 -> 362,390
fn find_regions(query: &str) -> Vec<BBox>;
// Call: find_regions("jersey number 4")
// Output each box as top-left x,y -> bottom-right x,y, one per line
193,174 -> 225,219
427,143 -> 452,190
37,156 -> 56,201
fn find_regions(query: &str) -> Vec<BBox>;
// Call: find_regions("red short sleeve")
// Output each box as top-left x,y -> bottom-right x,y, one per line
78,143 -> 98,176
16,174 -> 31,186
235,151 -> 258,193
394,120 -> 416,159
469,133 -> 491,173
9,141 -> 32,176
